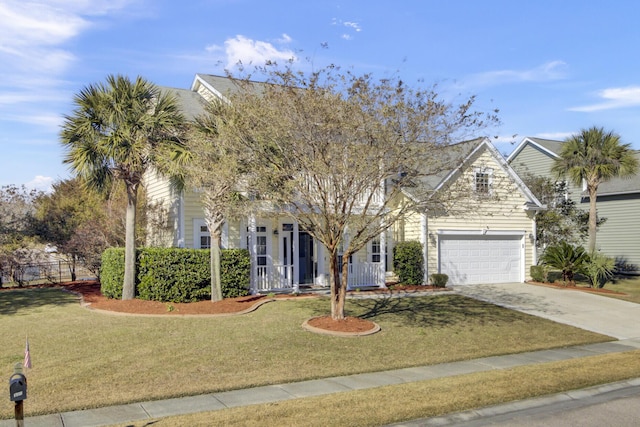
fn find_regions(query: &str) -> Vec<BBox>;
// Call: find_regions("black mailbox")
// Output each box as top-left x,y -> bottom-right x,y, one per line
9,373 -> 27,402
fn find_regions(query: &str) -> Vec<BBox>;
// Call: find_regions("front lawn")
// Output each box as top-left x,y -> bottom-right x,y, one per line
0,287 -> 610,419
603,275 -> 640,303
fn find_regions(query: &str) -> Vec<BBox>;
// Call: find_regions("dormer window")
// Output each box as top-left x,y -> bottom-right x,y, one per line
474,167 -> 493,196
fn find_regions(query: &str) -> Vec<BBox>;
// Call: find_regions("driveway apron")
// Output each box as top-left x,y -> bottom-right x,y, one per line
453,282 -> 640,340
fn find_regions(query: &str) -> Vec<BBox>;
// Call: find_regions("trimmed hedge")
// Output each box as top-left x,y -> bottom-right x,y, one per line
100,248 -> 127,299
100,247 -> 251,302
393,241 -> 424,285
137,248 -> 210,302
221,249 -> 251,297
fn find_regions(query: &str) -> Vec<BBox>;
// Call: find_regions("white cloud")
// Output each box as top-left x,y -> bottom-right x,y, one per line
331,18 -> 362,40
569,86 -> 640,112
26,175 -> 54,193
223,35 -> 296,69
276,33 -> 293,43
0,0 -> 139,77
0,0 -> 139,135
463,60 -> 568,88
343,21 -> 362,32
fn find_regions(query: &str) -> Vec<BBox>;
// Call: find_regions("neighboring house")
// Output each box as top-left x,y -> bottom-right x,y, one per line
146,74 -> 544,291
508,137 -> 640,272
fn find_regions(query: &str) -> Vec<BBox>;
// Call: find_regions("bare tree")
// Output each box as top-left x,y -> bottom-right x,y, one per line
216,64 -> 499,319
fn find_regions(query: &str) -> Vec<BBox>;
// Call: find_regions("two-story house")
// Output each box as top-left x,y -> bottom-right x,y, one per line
145,74 -> 544,291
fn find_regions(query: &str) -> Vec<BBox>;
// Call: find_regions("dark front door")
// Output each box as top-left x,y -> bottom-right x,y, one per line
298,231 -> 315,284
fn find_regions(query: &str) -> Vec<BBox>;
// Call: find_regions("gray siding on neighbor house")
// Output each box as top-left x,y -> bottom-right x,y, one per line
581,193 -> 640,271
509,143 -> 557,178
509,138 -> 640,272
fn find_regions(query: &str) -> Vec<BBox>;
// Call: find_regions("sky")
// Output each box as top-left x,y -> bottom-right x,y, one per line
2,0 -> 640,191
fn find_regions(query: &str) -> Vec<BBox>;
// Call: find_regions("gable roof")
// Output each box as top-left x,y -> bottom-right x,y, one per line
191,74 -> 270,103
159,86 -> 208,121
506,136 -> 562,162
437,138 -> 543,209
403,138 -> 544,210
508,136 -> 640,196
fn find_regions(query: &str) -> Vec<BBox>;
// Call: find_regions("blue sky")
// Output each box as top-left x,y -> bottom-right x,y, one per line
2,0 -> 640,191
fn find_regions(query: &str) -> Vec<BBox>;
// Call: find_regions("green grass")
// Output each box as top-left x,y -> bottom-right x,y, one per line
603,275 -> 640,303
0,287 -> 611,419
117,350 -> 640,427
545,270 -> 640,304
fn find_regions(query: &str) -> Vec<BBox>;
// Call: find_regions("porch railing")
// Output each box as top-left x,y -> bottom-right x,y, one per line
253,262 -> 384,292
347,262 -> 384,289
255,264 -> 295,292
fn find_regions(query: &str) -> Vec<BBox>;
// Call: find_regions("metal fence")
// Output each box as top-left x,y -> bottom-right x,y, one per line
0,261 -> 96,287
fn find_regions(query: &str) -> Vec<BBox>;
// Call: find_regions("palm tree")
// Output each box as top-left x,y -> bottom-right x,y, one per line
552,126 -> 638,253
60,75 -> 187,300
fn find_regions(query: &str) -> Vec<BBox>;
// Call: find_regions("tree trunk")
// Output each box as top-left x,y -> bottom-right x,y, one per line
70,256 -> 77,282
122,183 -> 138,300
588,185 -> 598,253
329,251 -> 346,320
210,229 -> 223,302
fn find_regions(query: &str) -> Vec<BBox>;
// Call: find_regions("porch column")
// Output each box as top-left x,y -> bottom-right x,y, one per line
315,243 -> 325,286
248,215 -> 257,294
379,227 -> 386,288
293,222 -> 300,292
177,190 -> 185,248
421,213 -> 428,285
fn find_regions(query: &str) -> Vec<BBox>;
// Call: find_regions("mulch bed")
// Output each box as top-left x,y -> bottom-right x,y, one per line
306,315 -> 377,333
527,280 -> 627,295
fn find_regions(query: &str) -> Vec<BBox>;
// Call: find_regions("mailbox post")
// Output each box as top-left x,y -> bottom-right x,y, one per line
9,364 -> 27,427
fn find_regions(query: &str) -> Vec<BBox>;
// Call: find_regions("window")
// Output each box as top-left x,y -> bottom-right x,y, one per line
256,235 -> 267,266
474,167 -> 493,196
370,238 -> 381,263
194,220 -> 211,249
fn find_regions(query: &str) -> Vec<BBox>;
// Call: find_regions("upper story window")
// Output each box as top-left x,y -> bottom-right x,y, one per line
474,167 -> 493,196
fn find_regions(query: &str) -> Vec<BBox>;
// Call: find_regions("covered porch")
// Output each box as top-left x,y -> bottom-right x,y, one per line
246,217 -> 387,293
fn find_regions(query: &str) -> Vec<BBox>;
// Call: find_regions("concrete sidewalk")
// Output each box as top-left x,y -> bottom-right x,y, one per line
389,377 -> 640,426
3,338 -> 640,427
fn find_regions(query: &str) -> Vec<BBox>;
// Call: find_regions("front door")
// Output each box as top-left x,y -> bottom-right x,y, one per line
298,231 -> 315,284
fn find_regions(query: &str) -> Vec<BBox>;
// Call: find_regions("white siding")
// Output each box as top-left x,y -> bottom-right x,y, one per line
403,149 -> 537,283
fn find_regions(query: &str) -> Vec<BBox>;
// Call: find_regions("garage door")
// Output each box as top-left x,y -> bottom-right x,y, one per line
438,235 -> 522,285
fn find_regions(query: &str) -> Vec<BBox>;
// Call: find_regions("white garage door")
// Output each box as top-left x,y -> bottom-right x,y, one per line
438,235 -> 522,285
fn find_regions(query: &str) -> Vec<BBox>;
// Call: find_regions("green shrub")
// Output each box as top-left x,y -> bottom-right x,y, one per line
137,248 -> 210,302
530,265 -> 548,283
584,252 -> 615,289
539,241 -> 589,285
99,247 -> 251,301
220,249 -> 251,298
100,248 -> 126,299
393,241 -> 424,285
430,273 -> 448,288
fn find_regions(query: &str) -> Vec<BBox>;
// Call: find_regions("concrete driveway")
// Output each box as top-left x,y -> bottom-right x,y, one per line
453,282 -> 640,340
